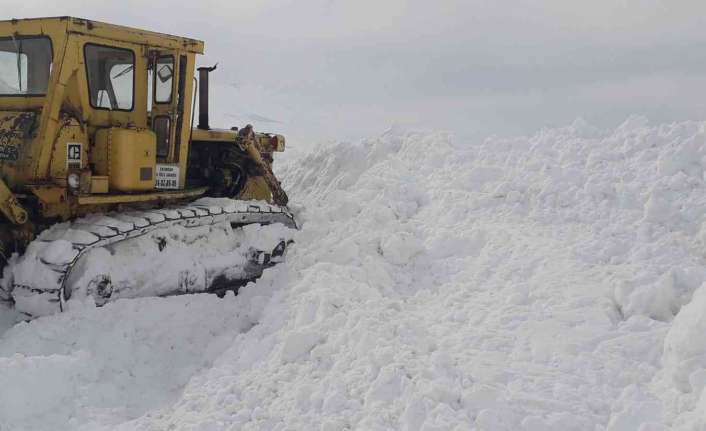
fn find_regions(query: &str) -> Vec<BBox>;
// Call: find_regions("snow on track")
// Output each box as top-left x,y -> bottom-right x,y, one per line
1,117 -> 706,430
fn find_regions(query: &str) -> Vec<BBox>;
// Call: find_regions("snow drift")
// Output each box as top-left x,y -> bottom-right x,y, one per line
0,117 -> 705,430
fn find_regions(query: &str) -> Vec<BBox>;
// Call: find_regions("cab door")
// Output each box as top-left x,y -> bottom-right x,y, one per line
148,51 -> 179,189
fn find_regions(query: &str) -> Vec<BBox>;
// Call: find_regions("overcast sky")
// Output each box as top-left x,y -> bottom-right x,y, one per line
8,1 -> 706,145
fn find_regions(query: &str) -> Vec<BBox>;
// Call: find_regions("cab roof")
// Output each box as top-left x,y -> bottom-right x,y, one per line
0,16 -> 204,54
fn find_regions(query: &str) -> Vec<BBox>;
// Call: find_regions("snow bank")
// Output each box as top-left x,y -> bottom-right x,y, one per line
0,117 -> 705,430
658,283 -> 706,429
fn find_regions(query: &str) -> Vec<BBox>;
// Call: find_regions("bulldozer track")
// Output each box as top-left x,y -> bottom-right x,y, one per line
6,199 -> 296,316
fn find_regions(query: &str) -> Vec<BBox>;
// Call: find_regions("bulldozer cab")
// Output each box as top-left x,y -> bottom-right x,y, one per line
0,17 -> 203,209
0,15 -> 286,241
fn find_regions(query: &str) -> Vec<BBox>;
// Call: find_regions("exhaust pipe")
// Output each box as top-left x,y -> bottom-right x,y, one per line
197,64 -> 217,130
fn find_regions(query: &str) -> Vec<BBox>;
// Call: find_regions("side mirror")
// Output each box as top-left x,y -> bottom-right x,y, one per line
157,64 -> 173,83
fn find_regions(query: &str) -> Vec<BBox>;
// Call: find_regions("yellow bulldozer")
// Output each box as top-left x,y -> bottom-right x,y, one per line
0,17 -> 296,317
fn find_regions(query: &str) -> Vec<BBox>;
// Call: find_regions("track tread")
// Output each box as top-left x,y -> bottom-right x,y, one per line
9,199 -> 296,316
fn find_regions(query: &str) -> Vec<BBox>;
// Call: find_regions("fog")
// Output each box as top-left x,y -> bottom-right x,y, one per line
7,1 -> 706,145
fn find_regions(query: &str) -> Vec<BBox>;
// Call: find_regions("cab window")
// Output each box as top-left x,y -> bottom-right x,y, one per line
84,44 -> 134,110
0,36 -> 52,95
154,56 -> 173,103
153,116 -> 170,157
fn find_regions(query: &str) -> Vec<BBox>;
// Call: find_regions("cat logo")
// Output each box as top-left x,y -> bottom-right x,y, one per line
67,143 -> 82,169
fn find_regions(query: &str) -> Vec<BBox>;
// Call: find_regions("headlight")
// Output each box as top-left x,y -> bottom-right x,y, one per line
67,173 -> 80,190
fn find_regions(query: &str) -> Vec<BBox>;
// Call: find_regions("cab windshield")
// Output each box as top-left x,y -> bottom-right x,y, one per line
0,36 -> 52,96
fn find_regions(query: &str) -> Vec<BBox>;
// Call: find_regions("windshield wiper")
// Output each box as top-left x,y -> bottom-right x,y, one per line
112,64 -> 134,79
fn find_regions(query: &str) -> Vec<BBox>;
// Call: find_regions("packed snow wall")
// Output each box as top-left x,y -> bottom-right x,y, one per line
0,117 -> 705,430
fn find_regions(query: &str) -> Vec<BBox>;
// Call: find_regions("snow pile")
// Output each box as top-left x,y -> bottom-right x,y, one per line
0,117 -> 705,430
430,116 -> 706,323
659,285 -> 706,429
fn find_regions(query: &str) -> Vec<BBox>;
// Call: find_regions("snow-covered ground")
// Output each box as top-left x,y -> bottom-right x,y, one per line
1,117 -> 706,430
